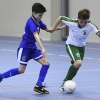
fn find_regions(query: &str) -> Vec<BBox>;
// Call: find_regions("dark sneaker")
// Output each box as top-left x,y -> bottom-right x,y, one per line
0,79 -> 2,82
0,74 -> 2,82
34,85 -> 49,94
42,83 -> 48,88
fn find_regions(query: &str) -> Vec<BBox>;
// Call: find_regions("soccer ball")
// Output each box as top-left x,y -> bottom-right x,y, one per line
63,80 -> 76,93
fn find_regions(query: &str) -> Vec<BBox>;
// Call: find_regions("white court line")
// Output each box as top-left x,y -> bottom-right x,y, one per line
59,54 -> 100,60
1,49 -> 100,73
0,40 -> 100,50
24,68 -> 100,74
46,53 -> 54,55
1,49 -> 100,61
1,49 -> 16,52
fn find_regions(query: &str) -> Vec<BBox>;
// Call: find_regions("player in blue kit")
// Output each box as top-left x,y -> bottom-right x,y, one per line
0,3 -> 65,94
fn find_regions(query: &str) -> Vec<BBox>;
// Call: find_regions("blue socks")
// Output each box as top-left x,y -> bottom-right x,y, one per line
0,65 -> 49,87
36,65 -> 49,87
0,68 -> 20,79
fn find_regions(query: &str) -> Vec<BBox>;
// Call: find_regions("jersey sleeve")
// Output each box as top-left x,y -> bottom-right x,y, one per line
90,21 -> 99,34
61,16 -> 77,27
29,23 -> 39,34
39,20 -> 47,30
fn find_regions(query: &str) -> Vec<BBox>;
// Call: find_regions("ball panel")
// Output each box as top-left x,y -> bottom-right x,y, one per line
63,80 -> 76,93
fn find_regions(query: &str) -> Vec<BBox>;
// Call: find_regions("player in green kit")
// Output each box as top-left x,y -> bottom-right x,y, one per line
49,8 -> 100,91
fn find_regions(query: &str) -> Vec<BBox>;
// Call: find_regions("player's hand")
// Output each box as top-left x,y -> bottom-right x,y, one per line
42,48 -> 46,58
97,31 -> 100,37
49,28 -> 55,33
46,28 -> 55,33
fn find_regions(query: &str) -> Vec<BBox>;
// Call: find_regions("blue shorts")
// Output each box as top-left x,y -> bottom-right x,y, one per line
17,48 -> 43,65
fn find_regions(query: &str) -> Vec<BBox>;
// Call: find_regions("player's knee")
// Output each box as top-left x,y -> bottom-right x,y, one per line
18,68 -> 25,73
18,65 -> 26,74
45,61 -> 50,66
44,60 -> 50,66
74,60 -> 82,68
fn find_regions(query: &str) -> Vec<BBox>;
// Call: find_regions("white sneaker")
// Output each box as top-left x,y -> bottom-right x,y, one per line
59,81 -> 65,92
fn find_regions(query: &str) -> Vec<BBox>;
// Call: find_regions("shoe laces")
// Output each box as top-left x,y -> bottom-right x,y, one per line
42,83 -> 48,88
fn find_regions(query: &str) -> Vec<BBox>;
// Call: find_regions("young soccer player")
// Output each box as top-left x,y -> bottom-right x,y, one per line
0,3 -> 65,94
50,8 -> 100,91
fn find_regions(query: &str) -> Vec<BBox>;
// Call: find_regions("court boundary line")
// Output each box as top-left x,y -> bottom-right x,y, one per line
0,40 -> 100,50
0,48 -> 100,73
1,49 -> 100,61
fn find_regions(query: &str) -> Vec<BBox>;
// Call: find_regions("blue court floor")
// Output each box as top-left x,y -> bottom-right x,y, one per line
0,36 -> 100,100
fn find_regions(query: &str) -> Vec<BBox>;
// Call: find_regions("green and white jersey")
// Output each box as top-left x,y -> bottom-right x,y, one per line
61,16 -> 98,47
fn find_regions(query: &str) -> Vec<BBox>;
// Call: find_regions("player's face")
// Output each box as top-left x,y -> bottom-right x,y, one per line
78,19 -> 89,27
33,13 -> 44,21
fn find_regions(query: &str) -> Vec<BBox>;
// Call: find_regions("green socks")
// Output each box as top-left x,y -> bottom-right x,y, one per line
63,65 -> 79,81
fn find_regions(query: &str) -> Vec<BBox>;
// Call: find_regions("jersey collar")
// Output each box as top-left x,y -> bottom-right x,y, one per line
32,15 -> 38,25
78,22 -> 82,28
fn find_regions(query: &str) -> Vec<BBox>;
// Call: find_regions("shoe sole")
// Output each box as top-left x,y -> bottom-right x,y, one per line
34,89 -> 43,94
34,89 -> 49,94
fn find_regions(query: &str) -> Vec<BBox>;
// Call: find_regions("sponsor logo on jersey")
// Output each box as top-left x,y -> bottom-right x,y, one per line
83,30 -> 87,35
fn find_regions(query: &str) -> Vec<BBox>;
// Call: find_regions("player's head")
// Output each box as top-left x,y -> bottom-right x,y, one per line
32,3 -> 46,21
78,8 -> 90,27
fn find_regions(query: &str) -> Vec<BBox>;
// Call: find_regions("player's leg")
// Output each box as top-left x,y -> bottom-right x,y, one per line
60,44 -> 83,91
36,58 -> 50,85
78,46 -> 85,61
64,45 -> 82,80
67,46 -> 85,80
32,49 -> 50,94
0,48 -> 30,82
0,64 -> 27,81
34,58 -> 50,94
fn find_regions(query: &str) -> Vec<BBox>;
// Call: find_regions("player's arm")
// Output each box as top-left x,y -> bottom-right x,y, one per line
44,16 -> 63,33
90,21 -> 100,37
56,25 -> 66,30
39,20 -> 66,32
49,16 -> 72,32
34,33 -> 46,57
51,16 -> 62,32
29,23 -> 46,57
46,25 -> 66,32
96,31 -> 100,37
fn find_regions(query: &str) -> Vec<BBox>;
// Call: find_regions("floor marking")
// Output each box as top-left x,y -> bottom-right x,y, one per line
0,40 -> 100,50
1,49 -> 100,73
1,49 -> 100,61
24,68 -> 100,75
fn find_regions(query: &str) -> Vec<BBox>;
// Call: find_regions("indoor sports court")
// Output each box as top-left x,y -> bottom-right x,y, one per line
0,36 -> 100,100
0,0 -> 100,100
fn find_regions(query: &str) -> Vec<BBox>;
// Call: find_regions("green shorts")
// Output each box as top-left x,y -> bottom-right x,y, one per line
66,44 -> 85,64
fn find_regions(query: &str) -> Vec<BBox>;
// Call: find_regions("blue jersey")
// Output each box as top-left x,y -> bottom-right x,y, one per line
19,16 -> 47,48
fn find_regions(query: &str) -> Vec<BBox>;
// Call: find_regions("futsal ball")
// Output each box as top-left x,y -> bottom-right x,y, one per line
63,80 -> 76,93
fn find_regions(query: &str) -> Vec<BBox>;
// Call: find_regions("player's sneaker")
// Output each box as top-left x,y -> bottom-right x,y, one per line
59,81 -> 65,92
42,83 -> 47,88
34,85 -> 49,94
0,79 -> 2,82
0,74 -> 2,82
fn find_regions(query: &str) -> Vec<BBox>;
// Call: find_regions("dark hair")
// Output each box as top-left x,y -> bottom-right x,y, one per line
32,3 -> 46,13
78,8 -> 90,19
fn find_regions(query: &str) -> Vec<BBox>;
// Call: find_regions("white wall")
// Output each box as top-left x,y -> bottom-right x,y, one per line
50,0 -> 62,41
1,0 -> 100,42
0,0 -> 61,41
40,0 -> 62,41
69,0 -> 100,43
